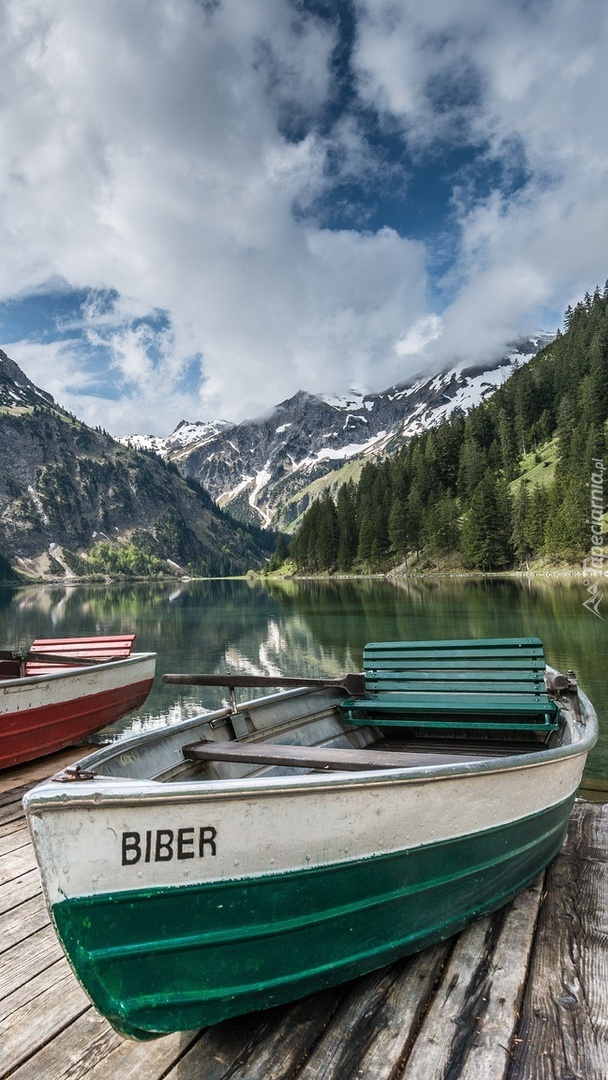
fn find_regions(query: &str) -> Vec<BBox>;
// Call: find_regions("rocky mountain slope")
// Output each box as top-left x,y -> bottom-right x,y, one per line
122,336 -> 553,530
0,350 -> 273,578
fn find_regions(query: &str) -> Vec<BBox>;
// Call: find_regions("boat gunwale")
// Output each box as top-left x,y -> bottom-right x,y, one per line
0,650 -> 157,689
22,682 -> 598,811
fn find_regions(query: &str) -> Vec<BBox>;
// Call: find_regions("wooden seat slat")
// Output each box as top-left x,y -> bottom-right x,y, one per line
365,679 -> 545,694
182,740 -> 497,771
364,647 -> 545,661
365,637 -> 543,650
344,716 -> 559,732
367,669 -> 544,683
363,658 -> 546,671
348,692 -> 557,714
30,636 -> 135,655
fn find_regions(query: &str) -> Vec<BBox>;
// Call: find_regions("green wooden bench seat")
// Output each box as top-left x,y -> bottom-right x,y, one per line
340,637 -> 559,733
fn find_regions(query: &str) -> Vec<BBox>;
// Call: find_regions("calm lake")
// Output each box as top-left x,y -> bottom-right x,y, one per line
2,576 -> 606,797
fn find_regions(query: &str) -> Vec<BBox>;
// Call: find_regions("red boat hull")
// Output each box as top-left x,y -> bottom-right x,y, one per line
0,655 -> 156,770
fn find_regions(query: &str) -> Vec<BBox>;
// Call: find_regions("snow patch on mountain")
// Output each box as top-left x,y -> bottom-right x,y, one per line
120,419 -> 233,457
320,389 -> 368,411
399,359 -> 532,437
119,334 -> 554,528
295,431 -> 389,470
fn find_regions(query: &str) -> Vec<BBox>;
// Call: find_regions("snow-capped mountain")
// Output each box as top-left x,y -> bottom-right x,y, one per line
120,336 -> 553,530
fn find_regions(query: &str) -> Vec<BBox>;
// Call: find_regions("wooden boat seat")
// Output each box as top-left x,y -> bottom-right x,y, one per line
25,635 -> 137,676
340,637 -> 559,733
182,740 -> 499,772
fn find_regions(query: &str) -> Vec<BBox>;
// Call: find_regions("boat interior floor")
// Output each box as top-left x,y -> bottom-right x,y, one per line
178,729 -> 553,780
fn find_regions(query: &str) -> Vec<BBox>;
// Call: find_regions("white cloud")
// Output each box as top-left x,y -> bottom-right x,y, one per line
0,0 -> 433,431
396,315 -> 443,358
0,0 -> 608,434
353,0 -> 608,351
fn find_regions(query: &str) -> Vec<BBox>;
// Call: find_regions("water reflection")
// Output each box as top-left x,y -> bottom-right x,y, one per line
1,577 -> 605,793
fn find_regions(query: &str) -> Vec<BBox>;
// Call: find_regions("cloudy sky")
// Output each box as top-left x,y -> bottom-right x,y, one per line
1,0 -> 607,436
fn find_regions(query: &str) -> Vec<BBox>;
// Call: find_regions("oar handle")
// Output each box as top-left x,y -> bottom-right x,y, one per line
162,672 -> 366,696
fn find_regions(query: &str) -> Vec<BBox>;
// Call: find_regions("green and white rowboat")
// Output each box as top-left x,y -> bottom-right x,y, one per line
23,637 -> 598,1040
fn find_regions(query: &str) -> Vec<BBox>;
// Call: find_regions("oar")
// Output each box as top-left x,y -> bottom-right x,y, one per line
162,672 -> 366,697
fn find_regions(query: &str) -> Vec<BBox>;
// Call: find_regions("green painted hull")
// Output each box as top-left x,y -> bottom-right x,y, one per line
52,796 -> 574,1039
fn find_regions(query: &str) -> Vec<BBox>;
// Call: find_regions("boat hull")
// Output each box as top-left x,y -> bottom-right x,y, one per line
0,654 -> 156,769
26,745 -> 586,1038
52,795 -> 573,1039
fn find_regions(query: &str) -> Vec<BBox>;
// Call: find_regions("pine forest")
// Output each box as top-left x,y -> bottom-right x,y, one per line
284,284 -> 608,574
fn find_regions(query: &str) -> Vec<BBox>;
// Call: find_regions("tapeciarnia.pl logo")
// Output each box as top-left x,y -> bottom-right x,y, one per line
583,457 -> 605,618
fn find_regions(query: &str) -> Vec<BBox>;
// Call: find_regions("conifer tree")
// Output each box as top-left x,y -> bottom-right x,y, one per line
315,495 -> 339,571
388,493 -> 408,561
457,435 -> 486,500
497,408 -> 518,481
426,493 -> 460,561
336,482 -> 358,570
525,484 -> 550,556
461,471 -> 512,571
511,482 -> 530,567
406,486 -> 424,556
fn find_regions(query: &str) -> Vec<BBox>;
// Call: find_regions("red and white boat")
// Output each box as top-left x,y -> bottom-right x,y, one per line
0,635 -> 156,769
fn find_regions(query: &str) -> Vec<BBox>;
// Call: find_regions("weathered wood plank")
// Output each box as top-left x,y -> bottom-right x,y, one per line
0,760 -> 604,1080
0,967 -> 90,1079
294,943 -> 452,1080
0,925 -> 63,999
75,1030 -> 202,1079
0,820 -> 30,857
0,805 -> 25,830
0,747 -> 84,796
401,876 -> 544,1079
508,802 -> 608,1079
0,792 -> 28,829
5,1008 -> 195,1080
5,1009 -> 124,1079
0,839 -> 38,884
0,955 -> 74,1023
0,891 -> 48,955
184,740 -> 492,771
164,987 -> 347,1080
0,783 -> 28,806
0,868 -> 41,915
0,815 -> 27,836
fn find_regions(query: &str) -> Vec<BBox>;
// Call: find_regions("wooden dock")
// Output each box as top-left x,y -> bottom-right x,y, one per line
1,751 -> 607,1079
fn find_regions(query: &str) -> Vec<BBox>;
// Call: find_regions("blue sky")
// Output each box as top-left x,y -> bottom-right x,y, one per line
0,0 -> 607,435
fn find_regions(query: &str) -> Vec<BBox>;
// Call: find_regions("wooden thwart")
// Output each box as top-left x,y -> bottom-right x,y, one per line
182,739 -> 494,771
